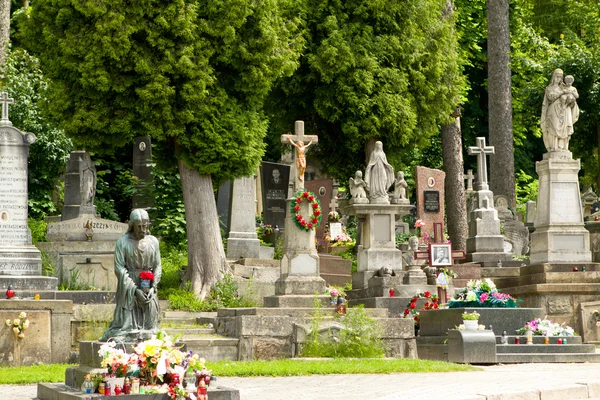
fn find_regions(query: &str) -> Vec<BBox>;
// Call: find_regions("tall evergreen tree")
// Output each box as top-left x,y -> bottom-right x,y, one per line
20,0 -> 302,298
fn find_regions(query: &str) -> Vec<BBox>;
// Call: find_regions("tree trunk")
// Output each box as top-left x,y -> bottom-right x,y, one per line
487,0 -> 516,208
0,0 -> 10,69
178,160 -> 229,300
597,121 -> 600,191
442,107 -> 468,251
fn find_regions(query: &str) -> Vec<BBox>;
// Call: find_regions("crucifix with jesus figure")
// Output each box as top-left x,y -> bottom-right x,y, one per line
414,222 -> 465,302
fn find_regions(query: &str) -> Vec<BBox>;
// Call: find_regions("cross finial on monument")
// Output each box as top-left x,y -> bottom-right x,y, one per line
468,137 -> 494,191
465,169 -> 474,191
0,92 -> 14,126
281,121 -> 319,191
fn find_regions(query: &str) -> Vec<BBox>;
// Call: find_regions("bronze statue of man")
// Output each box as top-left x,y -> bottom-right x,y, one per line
101,209 -> 162,342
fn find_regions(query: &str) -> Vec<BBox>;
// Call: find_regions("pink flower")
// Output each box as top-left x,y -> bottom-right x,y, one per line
479,292 -> 489,302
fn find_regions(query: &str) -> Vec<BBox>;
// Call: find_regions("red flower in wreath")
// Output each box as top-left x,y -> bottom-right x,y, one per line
290,190 -> 322,232
409,302 -> 416,309
312,203 -> 319,209
296,215 -> 302,221
307,223 -> 313,229
302,192 -> 309,198
424,291 -> 431,298
294,205 -> 300,212
296,197 -> 302,203
314,210 -> 321,216
404,308 -> 409,315
312,218 -> 319,224
308,195 -> 314,201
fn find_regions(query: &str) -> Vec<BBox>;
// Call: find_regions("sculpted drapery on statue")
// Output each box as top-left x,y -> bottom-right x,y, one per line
364,141 -> 395,202
101,209 -> 162,342
541,69 -> 580,152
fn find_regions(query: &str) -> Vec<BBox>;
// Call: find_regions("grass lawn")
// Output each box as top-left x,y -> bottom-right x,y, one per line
0,359 -> 479,385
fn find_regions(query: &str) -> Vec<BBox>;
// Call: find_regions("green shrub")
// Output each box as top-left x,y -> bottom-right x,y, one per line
157,243 -> 187,297
167,274 -> 256,311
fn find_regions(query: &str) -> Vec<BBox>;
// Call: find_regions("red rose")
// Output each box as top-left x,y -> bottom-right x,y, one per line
404,308 -> 410,315
308,195 -> 314,201
314,210 -> 321,216
312,203 -> 319,209
307,223 -> 313,229
411,297 -> 417,303
409,302 -> 416,309
300,220 -> 307,226
296,215 -> 302,221
414,316 -> 419,321
302,191 -> 309,198
294,205 -> 300,212
433,298 -> 439,304
140,271 -> 155,280
312,218 -> 319,224
433,303 -> 439,309
296,197 -> 302,203
424,291 -> 431,298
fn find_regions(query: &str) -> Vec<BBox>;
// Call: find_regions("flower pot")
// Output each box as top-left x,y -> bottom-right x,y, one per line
463,320 -> 479,331
140,279 -> 152,293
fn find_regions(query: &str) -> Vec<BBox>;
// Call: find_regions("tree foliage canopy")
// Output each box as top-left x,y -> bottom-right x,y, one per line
19,0 -> 303,183
267,0 -> 464,180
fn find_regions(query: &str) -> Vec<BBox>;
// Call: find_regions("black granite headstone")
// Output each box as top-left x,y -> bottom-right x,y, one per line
261,161 -> 290,233
132,136 -> 154,209
217,180 -> 232,236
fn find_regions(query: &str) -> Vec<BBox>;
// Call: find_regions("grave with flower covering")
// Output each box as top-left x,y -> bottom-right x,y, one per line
415,278 -> 600,363
37,331 -> 239,400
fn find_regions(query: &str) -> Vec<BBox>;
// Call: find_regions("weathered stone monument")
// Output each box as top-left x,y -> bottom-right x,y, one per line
0,92 -> 56,291
40,151 -> 128,290
531,69 -> 591,263
264,121 -> 327,307
465,137 -> 512,266
226,176 -> 261,260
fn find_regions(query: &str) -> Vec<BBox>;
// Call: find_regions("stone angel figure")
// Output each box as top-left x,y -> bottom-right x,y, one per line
349,171 -> 369,203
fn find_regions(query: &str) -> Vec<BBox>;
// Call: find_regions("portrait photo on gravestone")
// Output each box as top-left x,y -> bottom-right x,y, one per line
431,244 -> 451,266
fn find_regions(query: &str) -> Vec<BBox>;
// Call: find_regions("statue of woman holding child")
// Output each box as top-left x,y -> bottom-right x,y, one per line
541,68 -> 579,152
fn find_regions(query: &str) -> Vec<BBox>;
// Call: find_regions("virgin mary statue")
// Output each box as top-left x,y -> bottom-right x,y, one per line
364,141 -> 395,203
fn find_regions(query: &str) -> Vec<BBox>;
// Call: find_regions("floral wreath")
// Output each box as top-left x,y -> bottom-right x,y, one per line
403,291 -> 439,333
291,190 -> 322,231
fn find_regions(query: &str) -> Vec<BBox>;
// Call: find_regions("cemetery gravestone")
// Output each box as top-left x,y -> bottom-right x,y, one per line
217,180 -> 232,236
227,176 -> 261,259
132,136 -> 154,210
0,92 -> 55,290
260,161 -> 290,234
415,166 -> 445,241
305,178 -> 333,244
61,151 -> 97,220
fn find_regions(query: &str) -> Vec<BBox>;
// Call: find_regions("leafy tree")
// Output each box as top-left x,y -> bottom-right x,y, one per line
19,0 -> 302,298
267,0 -> 464,181
0,48 -> 72,218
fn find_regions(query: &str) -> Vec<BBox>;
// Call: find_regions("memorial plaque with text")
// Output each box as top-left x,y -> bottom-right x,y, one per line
424,190 -> 440,212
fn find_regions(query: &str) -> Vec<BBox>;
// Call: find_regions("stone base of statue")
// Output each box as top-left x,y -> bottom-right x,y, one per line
349,198 -> 369,205
391,198 -> 410,205
264,198 -> 327,308
530,151 -> 591,264
343,203 -> 413,289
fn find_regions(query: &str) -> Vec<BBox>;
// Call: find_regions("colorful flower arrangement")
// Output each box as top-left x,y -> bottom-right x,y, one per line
448,279 -> 519,308
5,312 -> 29,339
462,311 -> 480,321
326,233 -> 354,247
328,211 -> 340,222
403,291 -> 440,333
290,190 -> 322,231
140,271 -> 155,281
98,332 -> 211,398
515,317 -> 576,337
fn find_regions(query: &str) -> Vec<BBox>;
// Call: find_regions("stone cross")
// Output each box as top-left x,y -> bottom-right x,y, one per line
0,92 -> 14,126
329,196 -> 339,214
468,137 -> 494,191
464,169 -> 474,191
281,121 -> 318,191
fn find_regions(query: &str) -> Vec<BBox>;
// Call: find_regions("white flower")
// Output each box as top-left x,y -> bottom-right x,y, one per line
12,327 -> 19,334
19,312 -> 26,319
17,333 -> 24,339
5,319 -> 10,327
22,320 -> 29,329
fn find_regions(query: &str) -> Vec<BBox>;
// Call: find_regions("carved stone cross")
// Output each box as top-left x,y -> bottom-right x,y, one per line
281,120 -> 318,191
468,137 -> 495,191
0,92 -> 14,126
464,169 -> 474,191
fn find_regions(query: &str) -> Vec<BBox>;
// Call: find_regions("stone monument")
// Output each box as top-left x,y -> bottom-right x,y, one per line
226,176 -> 261,260
40,151 -> 128,290
0,92 -> 56,291
415,166 -> 445,243
132,136 -> 154,210
264,121 -> 327,307
465,137 -> 512,266
531,69 -> 591,263
343,142 -> 413,289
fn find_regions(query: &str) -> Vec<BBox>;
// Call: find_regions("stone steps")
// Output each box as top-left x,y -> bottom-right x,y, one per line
496,344 -> 595,353
180,337 -> 240,361
497,352 -> 600,363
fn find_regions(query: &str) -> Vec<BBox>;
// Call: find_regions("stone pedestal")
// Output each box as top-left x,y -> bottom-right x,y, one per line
465,189 -> 512,266
226,176 -> 260,260
62,151 -> 97,221
531,151 -> 592,264
343,203 -> 413,289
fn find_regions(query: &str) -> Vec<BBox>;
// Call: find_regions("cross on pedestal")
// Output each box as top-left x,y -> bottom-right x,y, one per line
413,222 -> 466,302
329,196 -> 339,214
464,169 -> 474,191
281,121 -> 318,191
0,92 -> 14,126
468,137 -> 494,191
